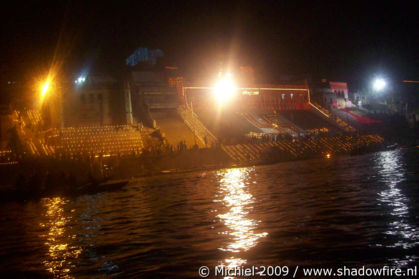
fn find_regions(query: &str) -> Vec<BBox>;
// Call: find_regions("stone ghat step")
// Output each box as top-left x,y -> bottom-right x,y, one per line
221,135 -> 384,163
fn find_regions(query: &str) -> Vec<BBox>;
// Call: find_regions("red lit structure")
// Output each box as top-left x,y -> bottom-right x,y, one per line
324,81 -> 350,108
175,82 -> 311,111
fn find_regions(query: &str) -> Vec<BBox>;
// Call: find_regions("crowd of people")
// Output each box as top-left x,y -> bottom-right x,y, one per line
48,125 -> 144,157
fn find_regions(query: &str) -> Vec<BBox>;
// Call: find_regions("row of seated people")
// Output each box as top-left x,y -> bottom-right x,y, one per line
47,125 -> 144,156
9,110 -> 145,157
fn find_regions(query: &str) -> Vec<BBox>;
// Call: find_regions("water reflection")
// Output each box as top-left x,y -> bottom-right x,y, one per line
215,168 -> 268,274
376,150 -> 418,263
40,197 -> 82,278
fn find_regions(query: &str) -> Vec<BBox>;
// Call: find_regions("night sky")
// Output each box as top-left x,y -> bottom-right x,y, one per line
1,0 -> 418,90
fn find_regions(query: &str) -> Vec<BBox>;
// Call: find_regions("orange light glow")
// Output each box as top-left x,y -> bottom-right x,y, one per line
40,80 -> 51,102
213,73 -> 236,106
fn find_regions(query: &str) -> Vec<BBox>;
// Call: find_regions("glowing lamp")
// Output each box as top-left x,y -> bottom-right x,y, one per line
372,78 -> 386,92
75,76 -> 86,84
213,74 -> 236,105
40,80 -> 50,100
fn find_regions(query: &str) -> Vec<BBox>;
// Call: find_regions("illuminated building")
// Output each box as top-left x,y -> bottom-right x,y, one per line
315,80 -> 351,109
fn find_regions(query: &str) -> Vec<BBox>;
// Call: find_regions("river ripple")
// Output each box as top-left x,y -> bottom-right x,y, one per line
0,148 -> 418,278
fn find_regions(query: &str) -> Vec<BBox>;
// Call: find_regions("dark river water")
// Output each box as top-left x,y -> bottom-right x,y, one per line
0,148 -> 418,278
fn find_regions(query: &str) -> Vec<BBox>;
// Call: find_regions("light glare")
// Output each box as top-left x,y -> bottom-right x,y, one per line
75,76 -> 86,84
41,80 -> 50,100
213,74 -> 236,105
373,78 -> 386,92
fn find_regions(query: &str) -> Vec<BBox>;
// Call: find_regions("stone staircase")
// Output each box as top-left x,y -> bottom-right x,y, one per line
262,114 -> 303,136
177,106 -> 218,147
221,134 -> 383,163
310,102 -> 356,132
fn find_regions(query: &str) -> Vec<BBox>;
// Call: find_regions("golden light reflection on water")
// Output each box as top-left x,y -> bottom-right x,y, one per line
215,168 -> 268,276
40,197 -> 82,278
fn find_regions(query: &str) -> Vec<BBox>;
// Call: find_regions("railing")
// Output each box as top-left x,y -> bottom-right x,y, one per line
177,106 -> 218,147
243,113 -> 271,129
310,102 -> 330,118
263,114 -> 304,136
310,102 -> 356,132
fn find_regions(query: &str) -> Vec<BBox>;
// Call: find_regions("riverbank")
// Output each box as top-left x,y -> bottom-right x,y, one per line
1,134 -> 387,200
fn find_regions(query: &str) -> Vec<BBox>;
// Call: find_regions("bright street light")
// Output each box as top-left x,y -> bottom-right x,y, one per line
372,78 -> 386,92
213,73 -> 236,105
40,80 -> 51,101
75,76 -> 86,84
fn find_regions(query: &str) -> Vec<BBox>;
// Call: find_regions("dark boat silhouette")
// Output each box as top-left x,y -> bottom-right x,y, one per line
0,179 -> 129,202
